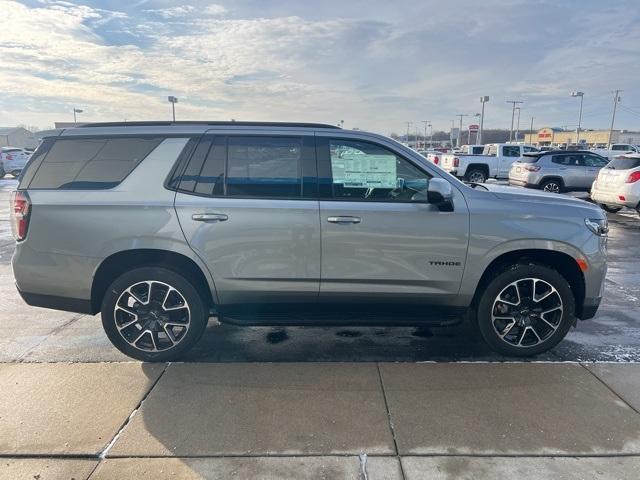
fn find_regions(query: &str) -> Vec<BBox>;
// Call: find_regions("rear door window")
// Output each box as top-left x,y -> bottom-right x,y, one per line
552,154 -> 580,166
28,137 -> 163,189
503,146 -> 521,157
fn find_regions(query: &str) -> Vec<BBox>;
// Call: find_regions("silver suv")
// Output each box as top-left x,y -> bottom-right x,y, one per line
509,150 -> 609,193
11,122 -> 608,361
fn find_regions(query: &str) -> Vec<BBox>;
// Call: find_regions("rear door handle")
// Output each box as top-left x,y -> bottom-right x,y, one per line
327,216 -> 361,224
192,213 -> 228,222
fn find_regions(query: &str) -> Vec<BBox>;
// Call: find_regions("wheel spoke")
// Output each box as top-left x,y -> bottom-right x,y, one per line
163,324 -> 177,344
117,318 -> 139,331
529,325 -> 543,343
542,306 -> 562,316
131,329 -> 150,347
538,315 -> 559,330
498,319 -> 517,338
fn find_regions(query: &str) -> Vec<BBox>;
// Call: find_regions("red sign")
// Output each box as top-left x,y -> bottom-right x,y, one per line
468,124 -> 479,132
539,132 -> 552,138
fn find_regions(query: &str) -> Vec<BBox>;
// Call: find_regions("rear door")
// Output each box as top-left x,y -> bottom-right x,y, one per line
550,154 -> 583,188
174,132 -> 321,310
316,135 -> 469,310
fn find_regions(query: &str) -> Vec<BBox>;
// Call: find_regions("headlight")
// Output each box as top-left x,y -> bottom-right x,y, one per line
585,217 -> 608,236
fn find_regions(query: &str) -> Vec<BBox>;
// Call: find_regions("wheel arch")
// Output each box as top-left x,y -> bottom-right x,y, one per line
539,176 -> 565,189
471,248 -> 585,319
91,249 -> 216,314
465,164 -> 490,178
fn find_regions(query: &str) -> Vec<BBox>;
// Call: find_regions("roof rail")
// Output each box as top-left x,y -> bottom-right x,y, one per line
77,121 -> 341,129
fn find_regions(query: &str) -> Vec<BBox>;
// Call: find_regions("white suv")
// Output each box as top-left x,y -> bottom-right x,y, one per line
0,147 -> 31,177
591,154 -> 640,215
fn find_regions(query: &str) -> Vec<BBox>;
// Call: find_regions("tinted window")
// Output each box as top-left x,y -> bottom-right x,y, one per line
226,136 -> 302,197
523,146 -> 538,152
612,145 -> 630,151
607,157 -> 640,170
503,146 -> 521,157
583,155 -> 608,167
551,154 -> 581,166
194,137 -> 225,196
328,139 -> 430,201
520,155 -> 540,164
28,137 -> 162,189
471,146 -> 484,154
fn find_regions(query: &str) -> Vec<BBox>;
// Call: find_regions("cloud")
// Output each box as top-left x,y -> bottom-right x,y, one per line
0,0 -> 639,133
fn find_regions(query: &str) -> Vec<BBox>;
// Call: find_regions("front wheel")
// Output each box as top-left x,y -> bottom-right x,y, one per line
600,204 -> 622,213
101,267 -> 209,361
465,169 -> 487,184
476,263 -> 575,357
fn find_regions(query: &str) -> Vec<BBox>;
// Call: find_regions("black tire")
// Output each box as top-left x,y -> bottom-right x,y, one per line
600,204 -> 622,213
540,178 -> 563,193
465,168 -> 487,184
476,263 -> 575,357
101,266 -> 209,361
10,170 -> 21,178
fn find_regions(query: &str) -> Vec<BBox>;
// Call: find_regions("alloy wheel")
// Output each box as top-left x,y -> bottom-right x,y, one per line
543,182 -> 560,193
114,280 -> 191,352
491,277 -> 563,348
468,171 -> 486,183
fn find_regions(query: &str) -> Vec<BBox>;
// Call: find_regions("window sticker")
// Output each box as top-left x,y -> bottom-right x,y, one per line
331,152 -> 397,188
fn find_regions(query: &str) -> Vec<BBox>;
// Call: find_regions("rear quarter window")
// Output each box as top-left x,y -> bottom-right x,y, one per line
27,137 -> 163,189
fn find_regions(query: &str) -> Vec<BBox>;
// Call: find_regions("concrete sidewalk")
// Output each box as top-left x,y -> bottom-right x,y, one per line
1,362 -> 640,479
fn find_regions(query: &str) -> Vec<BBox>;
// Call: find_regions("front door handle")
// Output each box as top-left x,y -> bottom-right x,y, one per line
327,216 -> 361,224
192,213 -> 228,222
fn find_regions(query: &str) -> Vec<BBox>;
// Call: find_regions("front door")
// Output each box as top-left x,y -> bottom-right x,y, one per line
316,136 -> 470,312
174,133 -> 320,311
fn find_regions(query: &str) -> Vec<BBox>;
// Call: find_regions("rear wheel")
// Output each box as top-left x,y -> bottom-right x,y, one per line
600,204 -> 622,213
540,179 -> 563,193
476,263 -> 575,357
101,267 -> 209,361
465,168 -> 487,184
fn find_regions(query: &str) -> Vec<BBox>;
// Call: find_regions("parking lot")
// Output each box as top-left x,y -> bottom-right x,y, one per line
2,176 -> 640,479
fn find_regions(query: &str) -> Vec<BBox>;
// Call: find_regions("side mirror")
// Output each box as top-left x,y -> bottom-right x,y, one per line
413,178 -> 454,211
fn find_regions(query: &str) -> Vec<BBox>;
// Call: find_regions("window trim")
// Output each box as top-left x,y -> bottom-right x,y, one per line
317,136 -> 433,204
172,134 -> 317,201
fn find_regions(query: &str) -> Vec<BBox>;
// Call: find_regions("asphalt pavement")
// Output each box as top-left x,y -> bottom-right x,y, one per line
1,176 -> 640,479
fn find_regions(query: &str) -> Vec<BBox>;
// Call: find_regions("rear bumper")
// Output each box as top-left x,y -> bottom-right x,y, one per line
591,185 -> 640,208
508,178 -> 533,188
17,287 -> 94,314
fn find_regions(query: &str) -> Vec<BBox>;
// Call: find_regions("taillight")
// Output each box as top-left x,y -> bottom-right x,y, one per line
10,191 -> 31,241
524,164 -> 541,172
453,157 -> 460,167
6,154 -> 13,161
434,156 -> 439,165
626,171 -> 640,183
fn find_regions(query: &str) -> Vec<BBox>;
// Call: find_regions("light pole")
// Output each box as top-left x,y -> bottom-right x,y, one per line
429,122 -> 433,147
514,107 -> 521,142
571,91 -> 584,146
478,96 -> 489,145
73,108 -> 83,126
167,96 -> 178,121
406,121 -> 412,146
506,100 -> 523,142
455,114 -> 469,147
529,116 -> 534,144
608,90 -> 622,150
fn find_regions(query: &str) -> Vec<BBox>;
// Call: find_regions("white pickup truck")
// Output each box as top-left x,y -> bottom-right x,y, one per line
591,144 -> 640,160
440,143 -> 539,183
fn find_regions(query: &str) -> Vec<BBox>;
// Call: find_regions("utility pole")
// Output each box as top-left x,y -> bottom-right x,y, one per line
429,122 -> 433,147
506,100 -> 523,142
422,120 -> 430,149
608,90 -> 622,150
455,114 -> 469,147
515,107 -> 521,142
406,121 -> 412,146
529,116 -> 534,144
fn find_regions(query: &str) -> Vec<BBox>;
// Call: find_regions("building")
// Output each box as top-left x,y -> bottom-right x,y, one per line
0,127 -> 38,149
523,127 -> 640,148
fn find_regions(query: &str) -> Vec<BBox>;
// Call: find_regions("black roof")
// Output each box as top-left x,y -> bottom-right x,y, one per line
524,149 -> 598,156
77,121 -> 340,129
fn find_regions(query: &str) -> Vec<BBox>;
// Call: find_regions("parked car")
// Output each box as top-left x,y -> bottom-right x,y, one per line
0,147 -> 31,177
591,153 -> 640,215
11,121 -> 607,361
440,143 -> 539,183
591,144 -> 640,160
509,150 -> 609,193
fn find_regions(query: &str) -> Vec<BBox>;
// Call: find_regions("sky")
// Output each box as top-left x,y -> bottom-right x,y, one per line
1,0 -> 640,135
